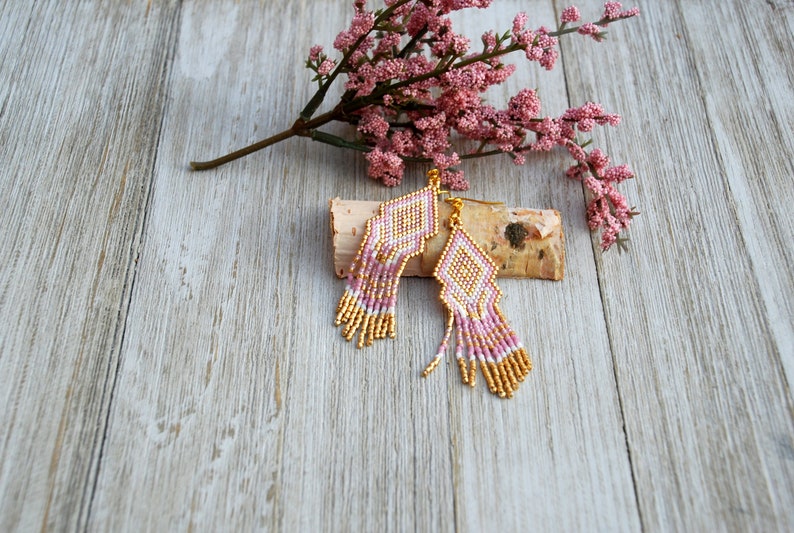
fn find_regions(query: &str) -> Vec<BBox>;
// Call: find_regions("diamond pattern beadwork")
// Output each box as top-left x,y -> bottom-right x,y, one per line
335,173 -> 440,348
429,224 -> 532,398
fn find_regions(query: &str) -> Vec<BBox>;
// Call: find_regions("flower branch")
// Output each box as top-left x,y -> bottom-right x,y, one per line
190,1 -> 639,250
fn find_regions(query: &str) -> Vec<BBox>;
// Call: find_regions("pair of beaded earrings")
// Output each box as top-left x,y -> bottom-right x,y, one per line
334,169 -> 532,398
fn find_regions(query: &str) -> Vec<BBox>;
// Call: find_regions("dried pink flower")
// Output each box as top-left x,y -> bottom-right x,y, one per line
309,45 -> 324,62
365,148 -> 404,186
192,0 -> 640,250
317,59 -> 335,76
577,22 -> 604,41
602,2 -> 640,21
603,2 -> 623,20
561,6 -> 581,24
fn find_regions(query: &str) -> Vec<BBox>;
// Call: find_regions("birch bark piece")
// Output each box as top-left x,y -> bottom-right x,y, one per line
330,198 -> 565,280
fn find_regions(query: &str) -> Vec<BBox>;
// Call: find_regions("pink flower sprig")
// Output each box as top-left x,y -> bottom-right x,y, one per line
566,145 -> 638,250
191,1 -> 639,250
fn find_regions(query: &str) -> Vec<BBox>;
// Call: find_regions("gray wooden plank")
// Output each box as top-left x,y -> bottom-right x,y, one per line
559,0 -> 794,530
91,0 -> 639,531
89,1 -> 391,530
681,0 -> 794,385
445,4 -> 641,531
0,2 -> 180,532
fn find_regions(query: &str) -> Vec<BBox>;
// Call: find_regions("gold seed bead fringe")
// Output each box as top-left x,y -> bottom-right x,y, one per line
448,350 -> 532,399
457,357 -> 468,384
480,360 -> 497,394
335,287 -> 400,348
496,361 -> 513,398
422,355 -> 442,378
488,362 -> 506,398
468,359 -> 477,387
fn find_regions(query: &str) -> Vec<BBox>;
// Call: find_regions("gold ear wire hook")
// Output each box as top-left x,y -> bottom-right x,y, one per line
453,196 -> 503,206
445,196 -> 464,228
427,168 -> 505,207
426,168 -> 443,192
443,194 -> 504,229
427,168 -> 452,196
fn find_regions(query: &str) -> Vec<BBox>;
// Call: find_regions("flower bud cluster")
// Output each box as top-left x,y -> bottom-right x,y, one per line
305,1 -> 639,248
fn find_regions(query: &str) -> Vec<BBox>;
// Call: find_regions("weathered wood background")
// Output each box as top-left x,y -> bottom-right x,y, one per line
1,1 -> 792,531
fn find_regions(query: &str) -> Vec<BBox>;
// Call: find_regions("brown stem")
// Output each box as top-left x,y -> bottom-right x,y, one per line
189,107 -> 342,170
189,128 -> 297,170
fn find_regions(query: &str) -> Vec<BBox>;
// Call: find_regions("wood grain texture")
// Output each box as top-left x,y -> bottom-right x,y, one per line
90,1 -> 638,531
0,0 -> 791,532
0,2 -> 180,531
559,0 -> 794,530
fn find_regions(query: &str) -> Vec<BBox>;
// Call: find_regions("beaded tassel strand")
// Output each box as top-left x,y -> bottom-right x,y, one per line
423,197 -> 533,398
335,169 -> 442,347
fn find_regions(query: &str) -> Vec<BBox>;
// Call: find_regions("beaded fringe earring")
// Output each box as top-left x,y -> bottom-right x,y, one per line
422,197 -> 532,398
335,169 -> 442,347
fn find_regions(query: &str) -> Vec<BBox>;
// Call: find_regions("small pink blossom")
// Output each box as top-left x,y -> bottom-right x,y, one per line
390,129 -> 418,157
561,6 -> 581,24
373,58 -> 406,81
566,143 -> 587,162
365,148 -> 404,186
440,168 -> 469,190
513,13 -> 528,35
414,113 -> 446,132
333,31 -> 356,51
603,2 -> 640,22
579,118 -> 596,132
508,88 -> 541,125
415,112 -> 451,154
599,113 -> 621,126
622,7 -> 640,18
528,116 -> 564,150
564,101 -> 603,120
432,151 -> 461,171
584,175 -> 606,197
481,30 -> 497,52
406,4 -> 438,36
603,2 -> 623,20
588,148 -> 610,170
333,10 -> 375,51
317,59 -> 335,76
566,162 -> 587,180
345,63 -> 377,96
346,36 -> 376,66
374,31 -> 403,56
357,110 -> 390,140
309,45 -> 323,62
539,47 -> 558,70
449,34 -> 470,55
484,63 -> 516,85
577,22 -> 603,41
440,64 -> 489,91
350,11 -> 375,38
515,26 -> 560,69
602,164 -> 634,183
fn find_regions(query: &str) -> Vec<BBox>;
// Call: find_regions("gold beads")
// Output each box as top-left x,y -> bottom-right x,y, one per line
422,355 -> 442,378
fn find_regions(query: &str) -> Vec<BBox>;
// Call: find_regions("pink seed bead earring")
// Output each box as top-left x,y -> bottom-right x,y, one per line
335,169 -> 532,399
335,169 -> 442,348
422,196 -> 532,399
